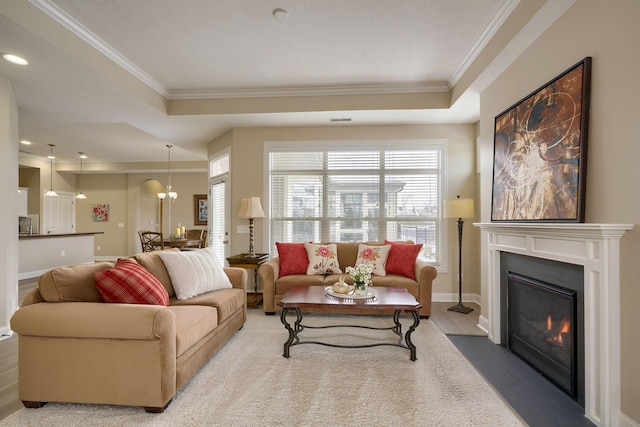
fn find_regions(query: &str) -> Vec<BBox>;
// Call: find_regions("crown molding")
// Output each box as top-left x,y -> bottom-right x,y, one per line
449,0 -> 520,87
29,0 -> 171,97
168,82 -> 449,100
29,0 -> 449,101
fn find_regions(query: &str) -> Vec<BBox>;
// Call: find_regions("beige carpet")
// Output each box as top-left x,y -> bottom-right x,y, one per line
1,310 -> 525,426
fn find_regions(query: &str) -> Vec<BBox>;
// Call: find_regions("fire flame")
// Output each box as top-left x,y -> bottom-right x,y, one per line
546,315 -> 571,346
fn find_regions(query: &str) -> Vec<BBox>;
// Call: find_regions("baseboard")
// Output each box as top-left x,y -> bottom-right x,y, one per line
94,256 -> 120,262
621,412 -> 640,427
432,292 -> 481,305
0,325 -> 14,342
478,315 -> 489,335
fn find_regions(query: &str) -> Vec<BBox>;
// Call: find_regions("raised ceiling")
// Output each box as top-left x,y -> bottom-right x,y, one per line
0,0 -> 573,167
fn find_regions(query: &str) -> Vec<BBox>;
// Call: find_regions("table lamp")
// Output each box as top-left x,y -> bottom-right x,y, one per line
444,195 -> 475,314
237,197 -> 266,258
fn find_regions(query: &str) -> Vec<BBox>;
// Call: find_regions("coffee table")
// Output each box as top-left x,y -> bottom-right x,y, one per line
278,286 -> 422,360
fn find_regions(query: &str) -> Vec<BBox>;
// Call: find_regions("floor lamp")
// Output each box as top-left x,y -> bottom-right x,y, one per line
237,197 -> 266,258
445,195 -> 475,314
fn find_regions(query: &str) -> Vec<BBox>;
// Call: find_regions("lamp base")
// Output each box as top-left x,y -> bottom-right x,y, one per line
447,302 -> 474,314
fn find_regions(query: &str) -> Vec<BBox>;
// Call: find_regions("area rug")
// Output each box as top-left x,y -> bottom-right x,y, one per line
1,310 -> 525,426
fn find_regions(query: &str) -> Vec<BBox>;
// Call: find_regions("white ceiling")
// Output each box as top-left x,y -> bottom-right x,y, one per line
0,0 -> 573,167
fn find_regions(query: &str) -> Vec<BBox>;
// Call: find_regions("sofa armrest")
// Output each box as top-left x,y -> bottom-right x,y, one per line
258,257 -> 279,313
224,267 -> 248,291
20,288 -> 45,307
415,261 -> 438,318
11,302 -> 175,340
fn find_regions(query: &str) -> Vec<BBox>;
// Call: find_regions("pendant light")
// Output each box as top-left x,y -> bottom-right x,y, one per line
157,144 -> 177,201
44,144 -> 58,197
75,152 -> 87,199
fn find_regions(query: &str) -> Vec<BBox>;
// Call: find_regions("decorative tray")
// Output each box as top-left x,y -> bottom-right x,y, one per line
325,286 -> 377,300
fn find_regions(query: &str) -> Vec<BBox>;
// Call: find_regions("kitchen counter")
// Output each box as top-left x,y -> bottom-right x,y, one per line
19,232 -> 103,239
19,232 -> 104,279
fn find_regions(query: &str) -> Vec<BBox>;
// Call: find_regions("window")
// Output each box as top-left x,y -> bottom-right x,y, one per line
266,140 -> 445,264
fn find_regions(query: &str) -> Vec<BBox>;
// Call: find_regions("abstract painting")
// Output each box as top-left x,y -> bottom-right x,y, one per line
491,57 -> 591,222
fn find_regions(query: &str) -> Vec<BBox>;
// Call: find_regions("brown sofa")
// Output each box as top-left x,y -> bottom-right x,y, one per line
258,242 -> 437,318
10,249 -> 247,413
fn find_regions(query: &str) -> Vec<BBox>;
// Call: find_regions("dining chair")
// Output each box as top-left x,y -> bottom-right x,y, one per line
186,229 -> 206,248
138,230 -> 163,252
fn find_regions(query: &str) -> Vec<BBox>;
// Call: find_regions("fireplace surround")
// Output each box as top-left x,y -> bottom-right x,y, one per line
476,223 -> 633,427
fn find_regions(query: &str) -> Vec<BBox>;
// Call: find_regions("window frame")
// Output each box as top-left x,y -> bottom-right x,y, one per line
264,140 -> 448,268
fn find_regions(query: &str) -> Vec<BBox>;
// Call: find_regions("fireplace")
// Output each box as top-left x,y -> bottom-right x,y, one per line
476,222 -> 633,427
500,252 -> 584,405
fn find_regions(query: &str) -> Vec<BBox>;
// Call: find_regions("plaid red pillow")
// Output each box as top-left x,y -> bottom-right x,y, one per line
94,258 -> 169,305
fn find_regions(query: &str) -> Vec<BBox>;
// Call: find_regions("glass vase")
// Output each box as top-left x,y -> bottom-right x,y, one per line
354,281 -> 368,296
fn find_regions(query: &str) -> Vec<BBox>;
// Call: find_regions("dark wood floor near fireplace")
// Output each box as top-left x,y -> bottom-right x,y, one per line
448,334 -> 595,427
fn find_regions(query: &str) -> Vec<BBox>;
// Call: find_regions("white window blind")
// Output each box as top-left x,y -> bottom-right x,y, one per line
266,141 -> 445,263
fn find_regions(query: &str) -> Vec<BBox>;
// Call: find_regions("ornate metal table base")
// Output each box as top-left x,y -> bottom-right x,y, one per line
280,308 -> 420,361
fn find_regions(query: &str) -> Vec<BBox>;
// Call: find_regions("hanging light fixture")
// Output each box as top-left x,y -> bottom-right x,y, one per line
44,144 -> 58,197
75,152 -> 87,199
157,144 -> 177,201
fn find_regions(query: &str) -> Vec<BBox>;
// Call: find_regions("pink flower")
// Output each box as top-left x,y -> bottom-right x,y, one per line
360,248 -> 379,261
316,246 -> 334,259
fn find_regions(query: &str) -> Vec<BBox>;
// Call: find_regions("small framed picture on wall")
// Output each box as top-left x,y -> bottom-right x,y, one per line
194,194 -> 207,225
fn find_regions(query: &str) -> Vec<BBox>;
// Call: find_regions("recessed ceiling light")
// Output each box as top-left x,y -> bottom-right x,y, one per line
273,8 -> 289,20
20,140 -> 32,145
2,54 -> 28,65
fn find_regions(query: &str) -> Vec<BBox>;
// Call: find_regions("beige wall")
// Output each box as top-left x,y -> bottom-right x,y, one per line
478,0 -> 640,422
210,124 -> 479,300
75,171 -> 208,257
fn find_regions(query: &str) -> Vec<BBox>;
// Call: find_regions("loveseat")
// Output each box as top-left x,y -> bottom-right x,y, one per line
258,242 -> 437,318
10,248 -> 247,413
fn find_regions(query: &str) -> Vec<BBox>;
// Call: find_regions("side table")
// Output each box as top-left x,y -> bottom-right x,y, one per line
227,253 -> 269,308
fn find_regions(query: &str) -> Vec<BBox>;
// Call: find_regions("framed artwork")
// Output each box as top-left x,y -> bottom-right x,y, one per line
92,203 -> 109,222
491,57 -> 591,222
194,194 -> 208,225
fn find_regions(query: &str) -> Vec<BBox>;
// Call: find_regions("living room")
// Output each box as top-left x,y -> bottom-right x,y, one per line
1,0 -> 639,426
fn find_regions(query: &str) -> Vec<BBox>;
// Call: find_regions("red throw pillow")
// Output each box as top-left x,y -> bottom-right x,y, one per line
384,240 -> 423,280
276,242 -> 309,278
94,258 -> 170,305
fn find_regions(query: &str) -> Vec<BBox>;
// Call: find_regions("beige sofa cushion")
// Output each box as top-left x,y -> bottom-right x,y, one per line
38,262 -> 115,302
170,288 -> 244,324
275,274 -> 325,295
170,305 -> 218,358
134,248 -> 179,296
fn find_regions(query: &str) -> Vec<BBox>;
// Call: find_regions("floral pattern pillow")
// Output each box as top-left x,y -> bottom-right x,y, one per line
304,243 -> 342,275
354,244 -> 391,276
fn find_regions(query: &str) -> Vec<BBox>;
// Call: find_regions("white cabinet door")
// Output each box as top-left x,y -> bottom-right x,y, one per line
43,191 -> 75,234
18,187 -> 28,216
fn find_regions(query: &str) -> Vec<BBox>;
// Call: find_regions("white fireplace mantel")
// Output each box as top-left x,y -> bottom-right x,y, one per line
475,222 -> 634,427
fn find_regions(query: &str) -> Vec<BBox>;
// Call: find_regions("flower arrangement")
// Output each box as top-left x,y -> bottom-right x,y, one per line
345,263 -> 374,285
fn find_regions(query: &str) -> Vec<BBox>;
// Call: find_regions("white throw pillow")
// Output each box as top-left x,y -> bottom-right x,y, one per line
159,247 -> 232,300
304,243 -> 342,275
355,244 -> 391,276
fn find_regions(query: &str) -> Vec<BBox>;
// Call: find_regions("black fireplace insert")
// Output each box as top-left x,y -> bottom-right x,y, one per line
500,252 -> 584,407
507,272 -> 577,398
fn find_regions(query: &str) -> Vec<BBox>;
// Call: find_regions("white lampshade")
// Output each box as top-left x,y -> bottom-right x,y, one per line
237,197 -> 266,219
444,197 -> 474,219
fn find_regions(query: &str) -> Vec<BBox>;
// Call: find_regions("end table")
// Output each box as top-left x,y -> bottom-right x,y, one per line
226,253 -> 269,308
